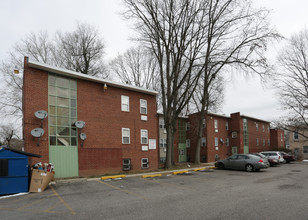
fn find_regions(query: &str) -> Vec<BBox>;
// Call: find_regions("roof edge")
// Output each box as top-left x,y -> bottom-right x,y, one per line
27,59 -> 158,96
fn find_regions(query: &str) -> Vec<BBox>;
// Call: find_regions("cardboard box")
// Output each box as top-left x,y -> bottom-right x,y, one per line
29,169 -> 54,193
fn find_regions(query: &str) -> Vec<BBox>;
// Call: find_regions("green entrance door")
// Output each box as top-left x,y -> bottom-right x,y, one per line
244,146 -> 249,154
178,143 -> 187,162
49,146 -> 79,178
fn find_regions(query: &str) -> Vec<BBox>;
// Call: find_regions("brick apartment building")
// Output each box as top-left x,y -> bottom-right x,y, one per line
270,128 -> 285,150
158,113 -> 188,164
187,112 -> 275,163
23,57 -> 158,178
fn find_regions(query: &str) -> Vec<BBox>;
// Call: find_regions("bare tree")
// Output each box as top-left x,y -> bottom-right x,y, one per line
123,0 -> 280,167
109,46 -> 159,90
0,22 -> 107,122
191,0 -> 280,164
123,0 -> 216,168
0,31 -> 52,119
55,22 -> 107,77
274,29 -> 308,139
0,124 -> 18,146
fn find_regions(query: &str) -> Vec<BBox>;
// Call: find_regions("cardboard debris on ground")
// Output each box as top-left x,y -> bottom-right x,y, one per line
29,169 -> 55,193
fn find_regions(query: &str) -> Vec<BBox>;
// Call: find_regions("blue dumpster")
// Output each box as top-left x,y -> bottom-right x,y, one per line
0,146 -> 41,195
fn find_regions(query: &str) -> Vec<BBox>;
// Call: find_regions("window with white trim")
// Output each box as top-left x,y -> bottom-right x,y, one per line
123,159 -> 131,171
214,120 -> 218,132
159,119 -> 165,128
263,138 -> 265,146
122,128 -> 130,144
232,132 -> 237,138
262,124 -> 265,132
203,119 -> 206,128
256,123 -> 259,131
121,95 -> 129,112
201,137 -> 206,147
159,138 -> 167,148
186,139 -> 190,148
215,137 -> 218,147
140,99 -> 147,114
141,129 -> 148,144
141,158 -> 149,168
226,122 -> 229,130
256,138 -> 259,146
226,138 -> 229,146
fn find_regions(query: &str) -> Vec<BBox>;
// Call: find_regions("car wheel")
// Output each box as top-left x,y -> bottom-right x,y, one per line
245,164 -> 254,172
217,162 -> 225,169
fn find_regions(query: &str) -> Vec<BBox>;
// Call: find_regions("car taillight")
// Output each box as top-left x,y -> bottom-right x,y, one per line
258,159 -> 263,163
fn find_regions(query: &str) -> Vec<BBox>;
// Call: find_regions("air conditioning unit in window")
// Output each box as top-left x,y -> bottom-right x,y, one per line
164,129 -> 167,134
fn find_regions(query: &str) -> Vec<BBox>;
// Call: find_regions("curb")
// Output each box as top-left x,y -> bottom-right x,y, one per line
101,175 -> 126,181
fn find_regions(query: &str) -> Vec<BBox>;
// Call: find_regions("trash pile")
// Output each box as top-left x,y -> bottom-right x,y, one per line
29,162 -> 55,193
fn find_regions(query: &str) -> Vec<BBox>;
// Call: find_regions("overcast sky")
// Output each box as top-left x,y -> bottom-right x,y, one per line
1,0 -> 308,122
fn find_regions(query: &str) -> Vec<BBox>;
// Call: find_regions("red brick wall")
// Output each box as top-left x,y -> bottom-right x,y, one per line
23,58 -> 49,166
247,120 -> 271,153
205,114 -> 230,162
23,58 -> 158,176
270,129 -> 285,150
187,113 -> 230,163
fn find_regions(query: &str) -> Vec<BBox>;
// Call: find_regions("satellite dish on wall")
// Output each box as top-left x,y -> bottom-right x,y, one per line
80,133 -> 87,147
34,110 -> 48,119
31,128 -> 44,137
31,128 -> 44,146
80,133 -> 87,140
75,121 -> 85,129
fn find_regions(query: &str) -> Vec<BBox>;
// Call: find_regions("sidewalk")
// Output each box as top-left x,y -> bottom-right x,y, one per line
55,163 -> 216,183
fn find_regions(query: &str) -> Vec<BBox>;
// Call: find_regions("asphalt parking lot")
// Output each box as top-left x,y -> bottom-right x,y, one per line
1,162 -> 308,220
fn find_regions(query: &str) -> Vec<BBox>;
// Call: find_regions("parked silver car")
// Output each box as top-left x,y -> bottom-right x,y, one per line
260,151 -> 285,163
215,154 -> 269,172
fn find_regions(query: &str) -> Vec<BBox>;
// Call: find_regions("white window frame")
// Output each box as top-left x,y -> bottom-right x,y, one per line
121,95 -> 129,112
214,120 -> 218,132
159,138 -> 167,148
226,138 -> 229,147
141,158 -> 149,169
256,138 -> 259,146
256,123 -> 259,131
186,139 -> 190,148
203,119 -> 206,128
159,119 -> 165,129
262,124 -> 265,132
123,159 -> 131,171
201,137 -> 206,147
122,128 -> 130,144
263,138 -> 265,146
232,132 -> 237,138
215,137 -> 218,147
140,99 -> 147,114
226,122 -> 229,130
141,129 -> 148,144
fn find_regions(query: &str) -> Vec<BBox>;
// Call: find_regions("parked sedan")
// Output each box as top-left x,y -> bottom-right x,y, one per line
280,151 -> 296,163
258,152 -> 280,166
215,154 -> 269,172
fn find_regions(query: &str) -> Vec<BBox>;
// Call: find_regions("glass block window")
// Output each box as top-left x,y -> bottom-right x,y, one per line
48,74 -> 77,146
